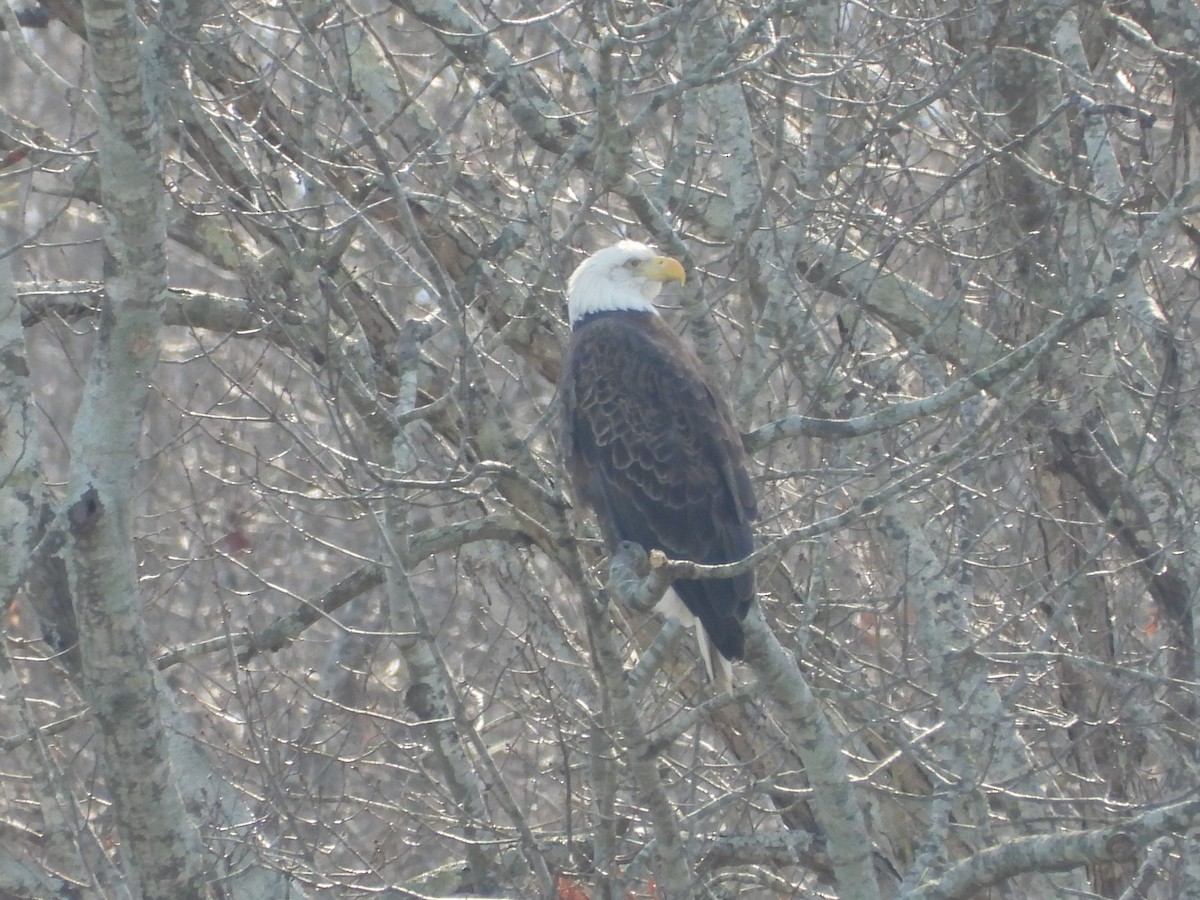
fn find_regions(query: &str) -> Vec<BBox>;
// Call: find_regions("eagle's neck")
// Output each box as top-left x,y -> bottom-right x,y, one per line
570,308 -> 658,332
567,270 -> 663,324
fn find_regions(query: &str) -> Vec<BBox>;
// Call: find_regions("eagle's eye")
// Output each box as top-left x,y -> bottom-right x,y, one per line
625,258 -> 642,270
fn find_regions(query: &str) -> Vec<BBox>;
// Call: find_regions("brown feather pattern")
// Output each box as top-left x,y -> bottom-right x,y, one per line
562,310 -> 757,660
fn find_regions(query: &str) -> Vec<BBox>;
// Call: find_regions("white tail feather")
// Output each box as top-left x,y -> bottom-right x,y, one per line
654,587 -> 733,689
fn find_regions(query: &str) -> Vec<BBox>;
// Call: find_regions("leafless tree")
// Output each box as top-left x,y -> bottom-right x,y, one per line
3,1 -> 1200,897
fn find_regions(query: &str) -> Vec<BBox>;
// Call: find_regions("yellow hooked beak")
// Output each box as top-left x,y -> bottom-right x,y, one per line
644,255 -> 686,285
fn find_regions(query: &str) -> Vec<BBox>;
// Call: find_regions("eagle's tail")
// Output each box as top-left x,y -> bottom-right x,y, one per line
655,587 -> 734,691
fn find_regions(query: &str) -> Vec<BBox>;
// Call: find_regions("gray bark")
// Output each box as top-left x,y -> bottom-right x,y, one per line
61,0 -> 205,896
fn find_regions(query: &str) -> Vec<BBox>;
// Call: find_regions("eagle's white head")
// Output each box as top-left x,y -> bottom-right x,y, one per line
567,240 -> 686,325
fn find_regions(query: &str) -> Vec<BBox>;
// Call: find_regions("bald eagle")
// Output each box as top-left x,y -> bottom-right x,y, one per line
561,241 -> 757,682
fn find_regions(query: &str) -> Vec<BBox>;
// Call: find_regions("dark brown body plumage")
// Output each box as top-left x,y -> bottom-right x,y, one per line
562,310 -> 757,660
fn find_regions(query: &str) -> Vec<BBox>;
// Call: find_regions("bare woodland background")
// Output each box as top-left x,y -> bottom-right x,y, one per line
3,0 -> 1200,897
